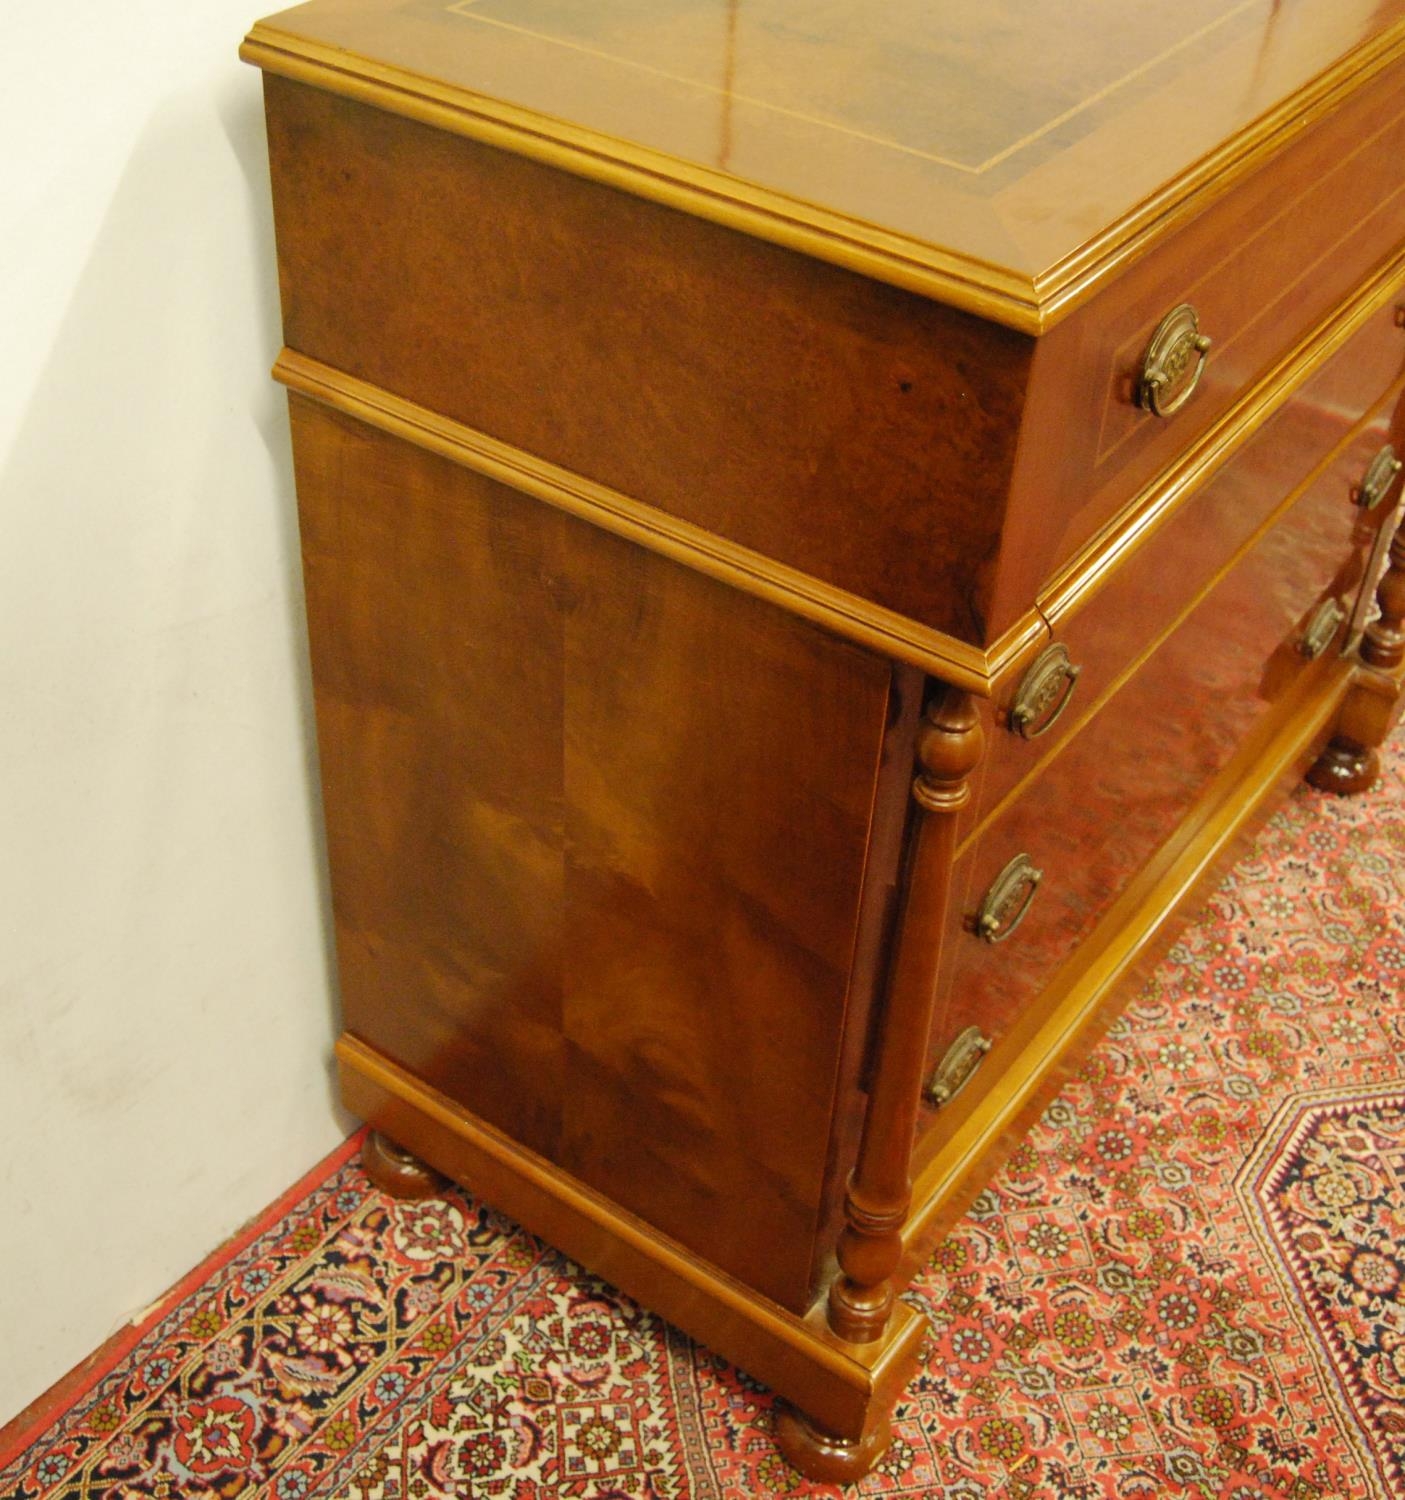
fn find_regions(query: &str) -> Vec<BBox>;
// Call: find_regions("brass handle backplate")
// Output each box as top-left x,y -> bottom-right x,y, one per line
1138,303 -> 1212,417
1299,597 -> 1347,660
924,1025 -> 993,1108
974,852 -> 1043,943
1009,643 -> 1082,739
1352,445 -> 1403,511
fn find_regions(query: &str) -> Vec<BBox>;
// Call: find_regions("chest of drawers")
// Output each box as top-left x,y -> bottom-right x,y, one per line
243,1 -> 1405,1478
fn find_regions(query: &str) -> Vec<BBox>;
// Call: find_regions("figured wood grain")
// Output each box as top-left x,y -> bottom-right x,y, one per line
1048,388 -> 1401,730
263,74 -> 1033,646
291,394 -> 897,1311
1032,252 -> 1405,626
264,67 -> 1405,651
970,271 -> 1405,828
998,380 -> 1398,831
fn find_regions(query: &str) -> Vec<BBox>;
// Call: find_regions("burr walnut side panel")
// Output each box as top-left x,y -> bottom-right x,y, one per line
289,395 -> 897,1312
264,75 -> 1033,646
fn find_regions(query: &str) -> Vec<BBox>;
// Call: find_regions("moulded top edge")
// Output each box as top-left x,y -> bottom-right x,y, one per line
242,0 -> 1405,330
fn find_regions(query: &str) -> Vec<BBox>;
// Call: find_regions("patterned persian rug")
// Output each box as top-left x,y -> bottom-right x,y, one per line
4,733 -> 1405,1500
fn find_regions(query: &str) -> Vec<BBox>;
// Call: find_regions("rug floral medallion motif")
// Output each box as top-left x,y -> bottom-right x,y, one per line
3,746 -> 1403,1498
1238,1087 -> 1405,1499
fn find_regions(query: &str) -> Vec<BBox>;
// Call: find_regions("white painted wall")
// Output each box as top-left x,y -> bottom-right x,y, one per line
0,2 -> 347,1422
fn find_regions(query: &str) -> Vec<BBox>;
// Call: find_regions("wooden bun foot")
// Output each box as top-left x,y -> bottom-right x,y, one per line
1306,736 -> 1380,795
361,1129 -> 443,1200
773,1400 -> 891,1483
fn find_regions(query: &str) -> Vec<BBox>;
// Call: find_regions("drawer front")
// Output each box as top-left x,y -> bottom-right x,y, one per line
1046,383 -> 1404,754
919,438 -> 1394,1134
988,58 -> 1405,638
973,331 -> 1405,834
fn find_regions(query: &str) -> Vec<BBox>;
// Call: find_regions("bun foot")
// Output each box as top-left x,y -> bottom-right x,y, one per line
1307,736 -> 1379,795
773,1400 -> 892,1483
361,1129 -> 443,1200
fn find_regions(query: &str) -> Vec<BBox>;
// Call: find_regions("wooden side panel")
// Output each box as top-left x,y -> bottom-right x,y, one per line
554,537 -> 889,1293
290,395 -> 896,1311
295,398 -> 569,1158
264,75 -> 1033,646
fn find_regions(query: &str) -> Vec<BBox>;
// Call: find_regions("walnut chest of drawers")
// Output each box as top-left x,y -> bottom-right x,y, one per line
242,0 -> 1405,1478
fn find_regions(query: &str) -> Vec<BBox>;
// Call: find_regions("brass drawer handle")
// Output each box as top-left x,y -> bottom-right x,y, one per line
1299,597 -> 1347,660
1010,643 -> 1082,739
924,1025 -> 992,1108
1352,445 -> 1402,511
974,852 -> 1043,943
1138,303 -> 1212,417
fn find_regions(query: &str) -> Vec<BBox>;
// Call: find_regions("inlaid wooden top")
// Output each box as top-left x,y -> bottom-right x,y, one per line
243,0 -> 1405,328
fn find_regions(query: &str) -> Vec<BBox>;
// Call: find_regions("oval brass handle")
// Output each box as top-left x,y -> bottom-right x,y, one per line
1010,643 -> 1082,739
1138,304 -> 1212,418
974,853 -> 1043,943
1352,444 -> 1403,511
1299,597 -> 1347,660
924,1025 -> 993,1108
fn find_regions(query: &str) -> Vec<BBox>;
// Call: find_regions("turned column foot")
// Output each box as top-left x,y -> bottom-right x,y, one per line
774,1401 -> 892,1483
1307,735 -> 1380,795
1312,509 -> 1405,796
361,1129 -> 443,1200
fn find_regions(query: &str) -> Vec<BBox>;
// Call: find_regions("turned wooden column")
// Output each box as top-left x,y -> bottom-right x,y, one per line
1309,510 -> 1405,793
827,685 -> 983,1343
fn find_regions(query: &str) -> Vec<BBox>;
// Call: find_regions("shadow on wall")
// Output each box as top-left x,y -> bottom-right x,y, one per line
221,68 -> 346,1044
0,75 -> 346,1160
219,71 -> 301,509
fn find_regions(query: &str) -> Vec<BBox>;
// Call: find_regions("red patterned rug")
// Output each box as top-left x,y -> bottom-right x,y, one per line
4,732 -> 1404,1500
